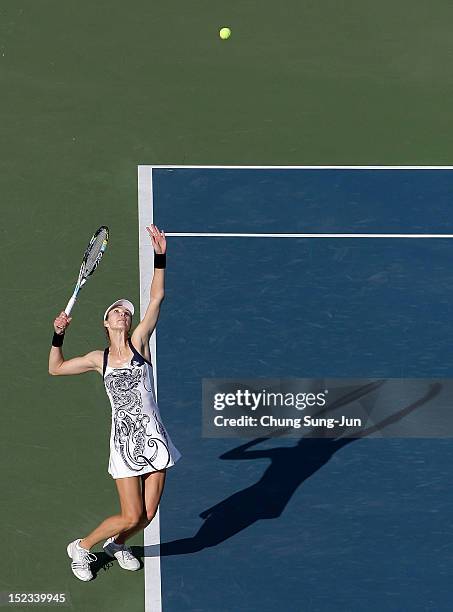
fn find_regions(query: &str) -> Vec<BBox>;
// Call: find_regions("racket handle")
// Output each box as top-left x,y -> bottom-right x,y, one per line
64,292 -> 78,316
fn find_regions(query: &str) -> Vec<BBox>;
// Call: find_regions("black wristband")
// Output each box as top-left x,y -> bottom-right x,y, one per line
154,252 -> 166,269
52,331 -> 65,347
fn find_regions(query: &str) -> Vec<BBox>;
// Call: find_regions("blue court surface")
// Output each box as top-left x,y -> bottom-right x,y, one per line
146,168 -> 453,611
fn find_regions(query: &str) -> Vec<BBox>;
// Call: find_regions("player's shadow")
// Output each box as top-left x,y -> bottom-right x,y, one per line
142,381 -> 441,558
89,552 -> 118,578
90,551 -> 144,577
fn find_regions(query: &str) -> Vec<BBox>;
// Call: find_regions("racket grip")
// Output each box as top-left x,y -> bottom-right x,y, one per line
64,292 -> 78,316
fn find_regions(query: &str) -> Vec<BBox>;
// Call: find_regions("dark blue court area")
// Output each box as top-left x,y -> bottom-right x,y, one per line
153,168 -> 453,611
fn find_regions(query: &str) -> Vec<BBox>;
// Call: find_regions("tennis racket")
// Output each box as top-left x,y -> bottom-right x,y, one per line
64,226 -> 109,316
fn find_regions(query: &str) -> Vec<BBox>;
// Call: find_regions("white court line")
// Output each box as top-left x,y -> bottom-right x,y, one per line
146,165 -> 453,170
138,166 -> 162,612
165,232 -> 453,239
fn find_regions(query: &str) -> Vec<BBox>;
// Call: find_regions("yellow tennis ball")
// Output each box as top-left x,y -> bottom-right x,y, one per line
219,27 -> 231,40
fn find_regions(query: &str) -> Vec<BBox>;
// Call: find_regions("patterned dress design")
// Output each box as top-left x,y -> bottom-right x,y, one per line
102,338 -> 181,478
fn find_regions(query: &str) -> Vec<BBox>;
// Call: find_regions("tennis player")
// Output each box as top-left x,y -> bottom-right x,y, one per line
49,224 -> 181,581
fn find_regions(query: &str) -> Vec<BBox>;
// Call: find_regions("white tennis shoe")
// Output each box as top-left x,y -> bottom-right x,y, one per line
103,537 -> 140,571
66,539 -> 97,581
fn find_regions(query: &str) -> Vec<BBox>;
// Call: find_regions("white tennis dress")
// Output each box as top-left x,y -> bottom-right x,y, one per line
102,338 -> 181,479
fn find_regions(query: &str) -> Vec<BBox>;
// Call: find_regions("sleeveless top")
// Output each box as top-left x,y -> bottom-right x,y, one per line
102,337 -> 181,479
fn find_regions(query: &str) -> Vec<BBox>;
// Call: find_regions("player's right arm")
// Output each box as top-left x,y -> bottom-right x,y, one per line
48,311 -> 101,376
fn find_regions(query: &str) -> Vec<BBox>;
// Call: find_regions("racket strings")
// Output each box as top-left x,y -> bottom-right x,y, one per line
83,228 -> 108,276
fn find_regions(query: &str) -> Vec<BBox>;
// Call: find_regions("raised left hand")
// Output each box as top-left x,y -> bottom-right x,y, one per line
146,224 -> 166,254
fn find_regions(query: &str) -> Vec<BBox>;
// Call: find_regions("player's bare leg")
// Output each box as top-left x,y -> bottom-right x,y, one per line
79,476 -> 143,550
115,469 -> 166,545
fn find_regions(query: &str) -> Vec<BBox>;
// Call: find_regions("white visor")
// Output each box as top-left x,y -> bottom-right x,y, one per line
103,299 -> 135,321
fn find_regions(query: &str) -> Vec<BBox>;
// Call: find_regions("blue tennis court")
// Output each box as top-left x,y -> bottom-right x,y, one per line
136,167 -> 453,611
